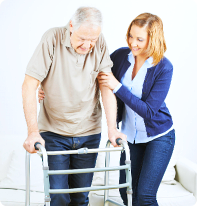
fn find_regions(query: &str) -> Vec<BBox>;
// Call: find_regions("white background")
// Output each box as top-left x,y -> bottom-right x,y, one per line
0,0 -> 197,163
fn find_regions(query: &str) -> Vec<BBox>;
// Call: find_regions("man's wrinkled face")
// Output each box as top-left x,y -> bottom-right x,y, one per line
70,21 -> 101,55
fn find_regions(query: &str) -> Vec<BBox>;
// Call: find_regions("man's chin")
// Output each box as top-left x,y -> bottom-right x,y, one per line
76,49 -> 89,55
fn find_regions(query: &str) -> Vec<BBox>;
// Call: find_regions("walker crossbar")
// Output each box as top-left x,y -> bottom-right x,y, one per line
37,147 -> 124,156
48,165 -> 129,175
49,183 -> 130,194
25,138 -> 132,206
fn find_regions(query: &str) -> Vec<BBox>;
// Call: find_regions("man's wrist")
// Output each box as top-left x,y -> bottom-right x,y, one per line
28,130 -> 40,136
108,127 -> 117,133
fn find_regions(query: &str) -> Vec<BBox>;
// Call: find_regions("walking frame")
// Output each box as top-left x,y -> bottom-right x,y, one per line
25,138 -> 132,206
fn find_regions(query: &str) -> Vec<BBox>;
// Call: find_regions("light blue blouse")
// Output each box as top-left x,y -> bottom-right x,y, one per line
114,52 -> 173,144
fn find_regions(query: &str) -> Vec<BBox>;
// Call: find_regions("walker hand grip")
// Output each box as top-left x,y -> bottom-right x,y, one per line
116,138 -> 122,145
34,142 -> 41,150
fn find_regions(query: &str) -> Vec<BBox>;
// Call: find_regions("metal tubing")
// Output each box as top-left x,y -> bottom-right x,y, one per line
45,202 -> 50,206
117,140 -> 130,162
127,193 -> 132,206
48,165 -> 128,175
36,144 -> 48,168
35,144 -> 51,205
25,152 -> 30,206
103,139 -> 132,206
104,140 -> 111,203
43,169 -> 50,199
119,140 -> 132,206
31,140 -> 132,206
105,199 -> 124,206
37,147 -> 124,156
49,183 -> 129,194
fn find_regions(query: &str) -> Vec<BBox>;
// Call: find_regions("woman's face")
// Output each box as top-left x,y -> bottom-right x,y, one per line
128,24 -> 149,58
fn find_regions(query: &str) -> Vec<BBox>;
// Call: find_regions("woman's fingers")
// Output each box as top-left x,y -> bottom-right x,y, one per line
97,73 -> 114,88
98,79 -> 108,84
38,95 -> 44,98
38,93 -> 45,97
39,91 -> 45,95
97,75 -> 109,81
38,87 -> 45,94
38,87 -> 45,103
98,72 -> 112,78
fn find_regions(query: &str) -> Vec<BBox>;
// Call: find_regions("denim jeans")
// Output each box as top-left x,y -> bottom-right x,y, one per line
119,129 -> 175,206
40,132 -> 101,206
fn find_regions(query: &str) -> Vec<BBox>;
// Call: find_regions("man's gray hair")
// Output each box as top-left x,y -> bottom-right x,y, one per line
71,7 -> 103,31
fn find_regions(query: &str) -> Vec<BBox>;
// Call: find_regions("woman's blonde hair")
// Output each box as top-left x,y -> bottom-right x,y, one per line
126,13 -> 166,65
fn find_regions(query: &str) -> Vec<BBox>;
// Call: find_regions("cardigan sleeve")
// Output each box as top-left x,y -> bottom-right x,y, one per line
115,62 -> 173,120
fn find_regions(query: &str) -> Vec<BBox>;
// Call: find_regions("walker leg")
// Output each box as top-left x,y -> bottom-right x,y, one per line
127,193 -> 132,206
104,141 -> 111,205
104,152 -> 110,203
37,144 -> 51,206
45,202 -> 50,206
104,201 -> 109,206
123,142 -> 132,206
25,152 -> 30,206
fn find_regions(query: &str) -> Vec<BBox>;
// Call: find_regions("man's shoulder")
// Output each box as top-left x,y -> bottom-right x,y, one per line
95,33 -> 106,49
41,27 -> 66,43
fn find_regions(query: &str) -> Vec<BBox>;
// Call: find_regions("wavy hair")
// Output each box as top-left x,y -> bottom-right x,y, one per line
126,13 -> 167,65
71,7 -> 103,31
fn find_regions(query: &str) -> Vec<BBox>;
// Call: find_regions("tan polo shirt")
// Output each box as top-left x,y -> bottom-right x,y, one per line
26,24 -> 113,137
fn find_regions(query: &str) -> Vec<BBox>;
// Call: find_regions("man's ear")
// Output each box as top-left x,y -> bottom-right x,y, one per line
70,20 -> 73,33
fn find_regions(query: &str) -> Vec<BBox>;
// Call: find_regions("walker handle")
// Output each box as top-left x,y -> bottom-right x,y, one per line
116,138 -> 122,146
34,142 -> 41,150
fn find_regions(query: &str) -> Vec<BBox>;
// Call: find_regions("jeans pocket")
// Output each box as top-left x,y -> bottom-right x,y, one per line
164,129 -> 175,145
156,129 -> 175,147
168,129 -> 175,145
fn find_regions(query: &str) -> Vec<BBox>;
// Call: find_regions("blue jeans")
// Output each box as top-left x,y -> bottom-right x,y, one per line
119,129 -> 175,206
40,132 -> 101,206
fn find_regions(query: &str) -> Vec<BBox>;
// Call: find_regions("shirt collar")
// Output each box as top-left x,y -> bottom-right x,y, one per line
128,51 -> 153,67
146,56 -> 153,67
61,23 -> 72,48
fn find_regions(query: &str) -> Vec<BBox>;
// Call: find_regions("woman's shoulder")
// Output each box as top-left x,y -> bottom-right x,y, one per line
157,56 -> 173,71
110,47 -> 131,59
114,47 -> 130,53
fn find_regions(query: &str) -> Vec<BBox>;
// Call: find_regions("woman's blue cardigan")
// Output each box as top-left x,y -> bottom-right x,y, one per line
111,47 -> 173,137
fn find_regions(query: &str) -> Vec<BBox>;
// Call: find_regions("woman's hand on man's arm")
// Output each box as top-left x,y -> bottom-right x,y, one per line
38,87 -> 45,103
97,72 -> 120,90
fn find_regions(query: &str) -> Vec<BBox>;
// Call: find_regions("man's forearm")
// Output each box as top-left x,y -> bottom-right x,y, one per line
22,77 -> 40,134
99,85 -> 117,131
100,84 -> 127,146
22,75 -> 45,153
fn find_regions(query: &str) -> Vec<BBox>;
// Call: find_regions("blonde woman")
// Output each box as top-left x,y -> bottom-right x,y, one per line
97,13 -> 175,206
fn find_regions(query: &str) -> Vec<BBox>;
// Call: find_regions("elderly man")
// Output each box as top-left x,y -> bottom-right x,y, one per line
22,7 -> 126,206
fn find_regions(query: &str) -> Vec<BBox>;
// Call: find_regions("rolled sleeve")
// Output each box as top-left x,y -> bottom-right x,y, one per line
25,29 -> 55,82
98,35 -> 113,73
